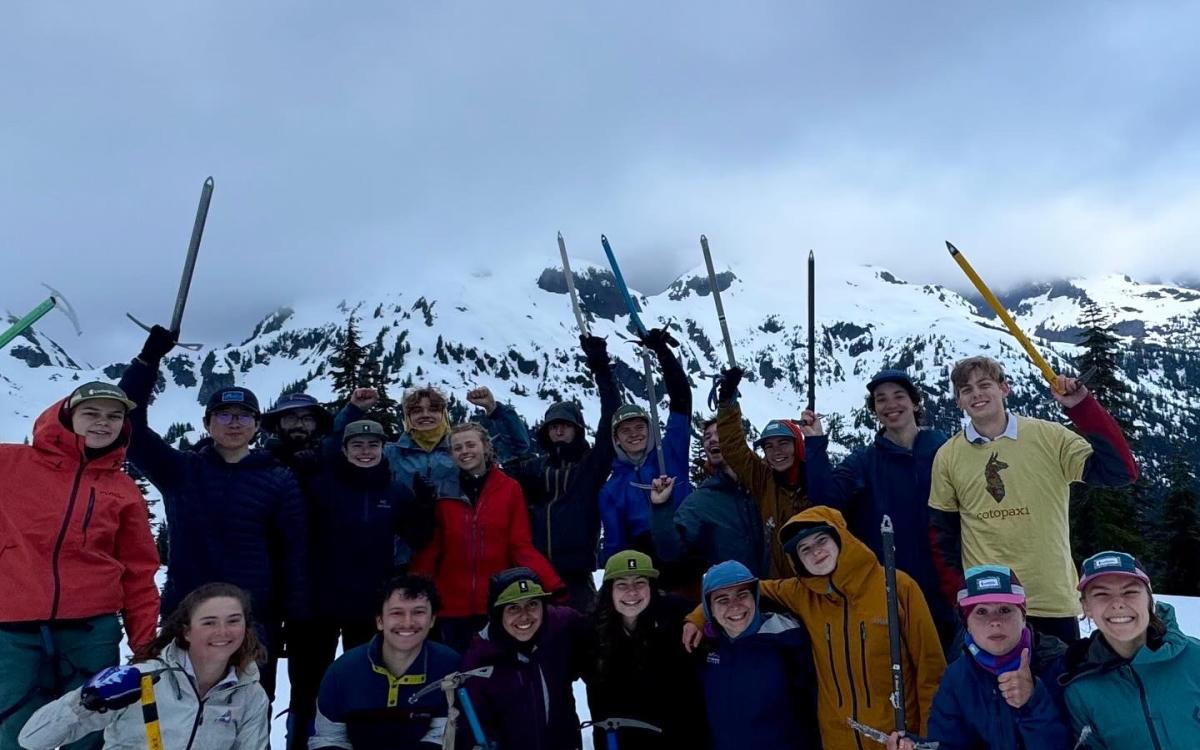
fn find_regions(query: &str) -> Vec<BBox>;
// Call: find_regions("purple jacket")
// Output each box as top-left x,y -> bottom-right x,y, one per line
459,605 -> 593,750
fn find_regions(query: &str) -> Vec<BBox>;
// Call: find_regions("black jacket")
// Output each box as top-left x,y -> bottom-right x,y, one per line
119,358 -> 311,635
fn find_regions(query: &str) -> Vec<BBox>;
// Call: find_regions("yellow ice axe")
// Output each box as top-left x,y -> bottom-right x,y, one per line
140,674 -> 164,750
946,241 -> 1061,390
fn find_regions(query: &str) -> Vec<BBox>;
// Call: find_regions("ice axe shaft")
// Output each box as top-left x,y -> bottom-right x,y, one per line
807,250 -> 816,413
642,352 -> 668,477
601,234 -> 647,335
140,674 -> 164,750
947,241 -> 1060,389
882,515 -> 906,734
0,285 -> 83,350
557,232 -> 589,335
700,235 -> 736,368
849,718 -> 939,749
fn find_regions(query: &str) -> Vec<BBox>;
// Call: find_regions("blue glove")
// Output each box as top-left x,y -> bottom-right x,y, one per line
80,666 -> 143,712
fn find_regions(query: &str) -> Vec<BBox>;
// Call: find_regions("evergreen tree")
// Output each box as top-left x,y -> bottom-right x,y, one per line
1158,451 -> 1200,595
327,313 -> 364,411
359,355 -> 400,436
1069,301 -> 1145,563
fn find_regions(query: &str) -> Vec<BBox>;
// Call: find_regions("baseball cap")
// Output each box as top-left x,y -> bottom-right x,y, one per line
603,550 -> 660,582
492,577 -> 549,608
205,387 -> 261,416
343,420 -> 387,444
753,419 -> 797,448
68,381 -> 137,411
1077,551 -> 1152,592
867,369 -> 918,395
612,403 -> 650,431
958,565 -> 1027,609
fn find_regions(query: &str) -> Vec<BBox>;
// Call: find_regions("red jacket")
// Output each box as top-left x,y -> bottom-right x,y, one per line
412,467 -> 562,617
0,399 -> 160,647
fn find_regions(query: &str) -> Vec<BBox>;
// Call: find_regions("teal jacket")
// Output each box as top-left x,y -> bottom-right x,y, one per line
1060,601 -> 1200,749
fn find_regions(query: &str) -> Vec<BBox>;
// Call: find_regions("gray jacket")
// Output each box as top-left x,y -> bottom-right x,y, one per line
19,643 -> 269,750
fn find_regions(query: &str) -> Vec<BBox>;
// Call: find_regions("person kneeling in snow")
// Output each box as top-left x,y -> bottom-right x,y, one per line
685,507 -> 946,750
309,575 -> 460,750
696,561 -> 820,750
889,565 -> 1071,750
458,568 -> 592,750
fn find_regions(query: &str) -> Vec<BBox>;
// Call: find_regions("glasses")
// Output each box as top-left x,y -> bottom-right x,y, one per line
213,412 -> 256,427
280,414 -> 318,428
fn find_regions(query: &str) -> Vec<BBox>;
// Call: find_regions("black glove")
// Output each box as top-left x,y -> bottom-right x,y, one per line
137,325 -> 178,363
579,335 -> 609,371
637,327 -> 679,353
412,473 -> 437,506
717,366 -> 744,405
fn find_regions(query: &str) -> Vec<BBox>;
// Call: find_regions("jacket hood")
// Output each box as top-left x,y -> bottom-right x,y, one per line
147,641 -> 261,701
779,506 -> 879,594
536,402 -> 590,456
701,560 -> 764,639
33,397 -> 131,471
1061,601 -> 1185,686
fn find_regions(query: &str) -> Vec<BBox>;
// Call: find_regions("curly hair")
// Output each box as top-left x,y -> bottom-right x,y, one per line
403,386 -> 448,414
450,422 -> 495,463
132,583 -> 266,674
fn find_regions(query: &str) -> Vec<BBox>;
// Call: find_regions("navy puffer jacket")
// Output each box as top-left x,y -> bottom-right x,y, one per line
120,358 -> 311,635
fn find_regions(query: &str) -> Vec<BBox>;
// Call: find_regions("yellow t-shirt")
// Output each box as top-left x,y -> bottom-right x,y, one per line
929,416 -> 1093,617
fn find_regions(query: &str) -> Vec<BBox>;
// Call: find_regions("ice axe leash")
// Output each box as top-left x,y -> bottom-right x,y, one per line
848,718 -> 939,749
882,515 -> 906,734
557,232 -> 590,335
600,234 -> 647,336
946,241 -> 1096,391
0,284 -> 83,350
408,666 -> 494,750
127,177 -> 214,351
700,235 -> 740,409
581,717 -> 663,750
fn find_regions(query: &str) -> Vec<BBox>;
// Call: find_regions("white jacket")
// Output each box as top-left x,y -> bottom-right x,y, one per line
19,643 -> 270,750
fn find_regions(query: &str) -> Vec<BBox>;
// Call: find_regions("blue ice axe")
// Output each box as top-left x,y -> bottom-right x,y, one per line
600,234 -> 647,335
582,717 -> 662,750
408,665 -> 494,749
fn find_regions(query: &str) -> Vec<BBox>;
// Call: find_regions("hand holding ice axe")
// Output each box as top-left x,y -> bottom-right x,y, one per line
408,666 -> 494,750
581,717 -> 662,750
127,177 -> 214,351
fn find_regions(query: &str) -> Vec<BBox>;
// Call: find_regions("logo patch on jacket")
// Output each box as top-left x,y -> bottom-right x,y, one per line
217,710 -> 233,725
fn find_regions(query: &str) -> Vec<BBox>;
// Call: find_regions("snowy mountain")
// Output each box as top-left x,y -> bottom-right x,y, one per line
4,258 -> 1199,474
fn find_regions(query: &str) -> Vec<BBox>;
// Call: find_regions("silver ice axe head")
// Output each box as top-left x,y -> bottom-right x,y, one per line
41,283 -> 82,336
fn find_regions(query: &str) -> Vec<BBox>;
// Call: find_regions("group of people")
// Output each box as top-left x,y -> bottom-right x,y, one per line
1,319 -> 1198,750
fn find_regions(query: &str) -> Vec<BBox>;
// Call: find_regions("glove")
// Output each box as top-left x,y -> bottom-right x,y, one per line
716,367 -> 744,404
412,474 -> 438,506
137,325 -> 178,363
637,327 -> 679,353
80,666 -> 143,713
579,335 -> 609,371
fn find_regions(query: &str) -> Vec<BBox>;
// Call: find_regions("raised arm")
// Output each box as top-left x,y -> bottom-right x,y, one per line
802,413 -> 867,509
117,333 -> 186,491
1054,381 -> 1138,487
468,386 -> 532,465
715,400 -> 774,498
640,328 -> 692,416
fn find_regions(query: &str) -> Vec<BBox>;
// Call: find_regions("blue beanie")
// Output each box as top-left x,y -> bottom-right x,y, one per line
701,561 -> 764,639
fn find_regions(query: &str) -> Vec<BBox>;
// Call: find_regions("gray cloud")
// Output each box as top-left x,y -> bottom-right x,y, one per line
3,2 -> 1199,362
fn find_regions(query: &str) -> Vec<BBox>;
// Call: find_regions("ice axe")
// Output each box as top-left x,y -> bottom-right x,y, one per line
127,177 -> 214,351
408,665 -> 494,749
947,241 -> 1096,391
581,717 -> 662,750
700,235 -> 741,409
600,234 -> 647,336
557,232 -> 589,335
849,718 -> 939,749
0,284 -> 83,350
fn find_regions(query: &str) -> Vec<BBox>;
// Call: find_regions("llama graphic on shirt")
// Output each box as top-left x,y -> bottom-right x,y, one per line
985,452 -> 1009,503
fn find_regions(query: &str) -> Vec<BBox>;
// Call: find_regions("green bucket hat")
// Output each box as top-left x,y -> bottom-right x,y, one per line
68,381 -> 137,411
493,577 -> 549,608
343,419 -> 387,444
603,550 -> 660,582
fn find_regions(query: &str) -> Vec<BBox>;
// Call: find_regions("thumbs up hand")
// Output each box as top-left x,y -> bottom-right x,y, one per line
997,648 -> 1034,709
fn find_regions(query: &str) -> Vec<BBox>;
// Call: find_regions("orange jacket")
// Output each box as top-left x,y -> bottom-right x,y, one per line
0,399 -> 160,647
411,467 -> 563,617
690,506 -> 945,749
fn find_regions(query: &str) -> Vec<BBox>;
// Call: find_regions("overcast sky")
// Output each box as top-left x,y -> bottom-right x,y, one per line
4,2 -> 1199,363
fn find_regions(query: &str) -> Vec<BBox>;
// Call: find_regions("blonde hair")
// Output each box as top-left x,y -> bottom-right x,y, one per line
950,356 -> 1007,395
450,422 -> 495,462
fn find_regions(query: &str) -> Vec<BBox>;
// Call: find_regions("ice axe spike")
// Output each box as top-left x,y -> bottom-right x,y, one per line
127,177 -> 214,352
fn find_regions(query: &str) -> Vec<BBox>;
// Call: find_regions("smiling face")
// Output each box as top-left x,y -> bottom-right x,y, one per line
701,422 -> 725,468
614,418 -> 649,458
405,397 -> 442,432
70,399 -> 127,449
184,596 -> 246,668
546,421 -> 577,445
451,429 -> 488,474
278,409 -> 319,444
376,590 -> 435,654
611,575 -> 652,621
344,435 -> 384,468
955,370 -> 1011,424
760,436 -> 795,472
709,583 -> 756,638
501,599 -> 544,642
796,532 -> 839,576
206,406 -> 258,451
965,603 -> 1025,656
871,383 -> 918,431
1082,575 -> 1153,651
